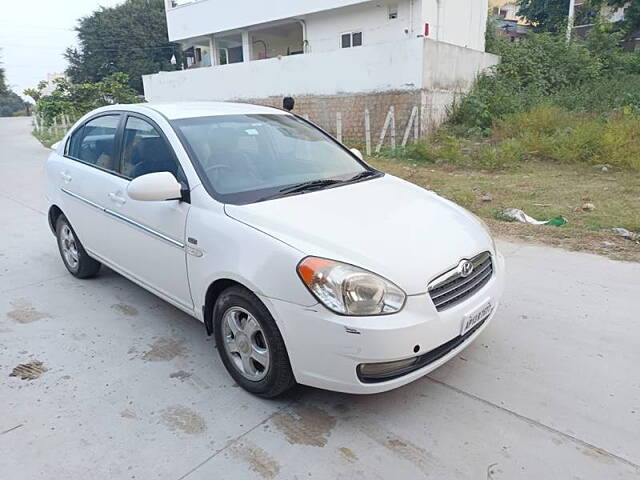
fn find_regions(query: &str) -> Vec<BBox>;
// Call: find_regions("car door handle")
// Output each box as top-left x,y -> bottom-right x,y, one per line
60,172 -> 72,183
108,192 -> 127,206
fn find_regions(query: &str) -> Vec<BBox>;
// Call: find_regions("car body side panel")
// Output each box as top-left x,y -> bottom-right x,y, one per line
185,186 -> 317,325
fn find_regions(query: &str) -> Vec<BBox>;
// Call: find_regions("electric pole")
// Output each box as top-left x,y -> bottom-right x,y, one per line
567,0 -> 576,43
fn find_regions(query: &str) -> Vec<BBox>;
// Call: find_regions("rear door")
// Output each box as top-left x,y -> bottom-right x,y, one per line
57,113 -> 125,257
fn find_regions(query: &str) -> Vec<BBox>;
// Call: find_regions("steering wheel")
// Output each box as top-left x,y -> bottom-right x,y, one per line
203,164 -> 232,176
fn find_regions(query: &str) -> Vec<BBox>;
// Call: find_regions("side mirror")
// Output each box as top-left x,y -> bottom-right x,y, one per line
127,172 -> 182,202
51,141 -> 61,151
350,148 -> 364,161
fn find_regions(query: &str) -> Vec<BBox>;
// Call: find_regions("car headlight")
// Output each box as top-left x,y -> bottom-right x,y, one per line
297,257 -> 406,315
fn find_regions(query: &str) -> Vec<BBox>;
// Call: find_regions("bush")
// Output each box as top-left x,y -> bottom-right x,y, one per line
450,27 -> 640,135
384,104 -> 640,172
376,135 -> 470,165
25,72 -> 141,126
493,105 -> 640,170
0,90 -> 27,117
472,138 -> 523,169
552,75 -> 640,113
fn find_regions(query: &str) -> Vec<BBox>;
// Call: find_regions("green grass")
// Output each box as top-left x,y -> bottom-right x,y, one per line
492,106 -> 640,171
33,128 -> 65,148
376,106 -> 640,172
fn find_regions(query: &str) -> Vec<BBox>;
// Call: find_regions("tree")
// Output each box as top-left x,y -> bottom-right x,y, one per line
0,52 -> 8,95
589,0 -> 640,37
0,91 -> 27,117
0,70 -> 6,95
518,0 -> 640,38
65,0 -> 181,94
0,52 -> 27,116
25,73 -> 141,125
517,0 -> 571,33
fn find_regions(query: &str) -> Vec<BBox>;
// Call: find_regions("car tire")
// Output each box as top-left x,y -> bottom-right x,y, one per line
213,286 -> 296,397
55,214 -> 101,279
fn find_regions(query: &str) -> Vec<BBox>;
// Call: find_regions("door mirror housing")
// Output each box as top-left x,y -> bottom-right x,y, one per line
350,148 -> 364,161
127,172 -> 183,202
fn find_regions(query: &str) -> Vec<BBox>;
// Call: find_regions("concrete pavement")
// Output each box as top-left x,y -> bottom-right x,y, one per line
1,116 -> 639,479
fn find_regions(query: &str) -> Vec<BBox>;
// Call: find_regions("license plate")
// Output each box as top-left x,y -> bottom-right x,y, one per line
461,299 -> 493,336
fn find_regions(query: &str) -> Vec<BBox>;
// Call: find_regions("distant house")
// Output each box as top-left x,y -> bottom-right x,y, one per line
40,73 -> 67,96
574,0 -> 639,50
488,0 -> 530,42
143,0 -> 499,143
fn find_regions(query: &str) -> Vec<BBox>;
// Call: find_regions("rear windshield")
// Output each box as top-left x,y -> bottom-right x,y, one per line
171,114 -> 371,204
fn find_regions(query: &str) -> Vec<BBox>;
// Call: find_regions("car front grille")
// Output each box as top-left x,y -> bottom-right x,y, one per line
428,251 -> 493,311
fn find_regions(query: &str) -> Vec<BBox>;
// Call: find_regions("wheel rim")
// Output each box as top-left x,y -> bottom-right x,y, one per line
60,224 -> 79,271
221,306 -> 270,381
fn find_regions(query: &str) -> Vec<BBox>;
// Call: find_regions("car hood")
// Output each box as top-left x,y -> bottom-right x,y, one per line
224,175 -> 494,295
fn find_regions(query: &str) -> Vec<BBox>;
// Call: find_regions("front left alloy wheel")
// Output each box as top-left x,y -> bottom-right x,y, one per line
213,286 -> 295,397
55,214 -> 101,278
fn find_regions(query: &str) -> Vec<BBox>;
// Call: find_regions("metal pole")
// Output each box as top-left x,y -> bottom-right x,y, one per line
567,0 -> 576,43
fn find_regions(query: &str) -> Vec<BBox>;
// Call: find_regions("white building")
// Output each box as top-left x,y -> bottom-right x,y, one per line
40,73 -> 67,96
144,0 -> 498,143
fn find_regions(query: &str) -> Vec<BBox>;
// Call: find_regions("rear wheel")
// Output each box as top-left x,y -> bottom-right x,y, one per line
56,215 -> 101,279
213,286 -> 295,397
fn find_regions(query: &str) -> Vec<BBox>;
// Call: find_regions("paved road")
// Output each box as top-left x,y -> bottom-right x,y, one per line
1,116 -> 639,479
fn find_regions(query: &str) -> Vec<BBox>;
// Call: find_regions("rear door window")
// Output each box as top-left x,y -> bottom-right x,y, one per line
67,115 -> 121,172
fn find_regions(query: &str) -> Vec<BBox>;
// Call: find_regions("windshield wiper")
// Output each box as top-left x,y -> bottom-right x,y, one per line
346,170 -> 379,182
278,179 -> 343,195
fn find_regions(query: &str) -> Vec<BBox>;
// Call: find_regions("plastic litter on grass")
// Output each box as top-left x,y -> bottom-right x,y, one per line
501,208 -> 568,227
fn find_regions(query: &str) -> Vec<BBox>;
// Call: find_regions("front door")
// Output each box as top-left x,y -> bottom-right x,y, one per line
99,114 -> 193,311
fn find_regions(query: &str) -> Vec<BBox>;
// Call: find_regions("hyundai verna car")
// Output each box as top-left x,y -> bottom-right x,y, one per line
45,102 -> 505,397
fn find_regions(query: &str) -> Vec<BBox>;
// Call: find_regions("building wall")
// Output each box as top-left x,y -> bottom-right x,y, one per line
144,38 -> 426,100
168,0 -> 489,53
421,39 -> 499,128
241,90 -> 424,146
143,38 -> 499,142
423,39 -> 498,91
303,0 -> 421,54
421,0 -> 488,51
166,0 -> 371,42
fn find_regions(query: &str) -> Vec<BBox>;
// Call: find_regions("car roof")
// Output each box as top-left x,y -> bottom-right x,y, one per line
103,101 -> 289,120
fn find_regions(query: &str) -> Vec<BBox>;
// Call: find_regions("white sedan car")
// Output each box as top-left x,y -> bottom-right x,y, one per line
46,102 -> 505,397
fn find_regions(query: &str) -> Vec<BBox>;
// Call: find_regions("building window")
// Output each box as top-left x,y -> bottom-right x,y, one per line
388,5 -> 398,20
341,31 -> 363,48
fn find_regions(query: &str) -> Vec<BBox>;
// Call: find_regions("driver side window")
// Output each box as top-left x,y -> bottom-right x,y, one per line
121,116 -> 186,183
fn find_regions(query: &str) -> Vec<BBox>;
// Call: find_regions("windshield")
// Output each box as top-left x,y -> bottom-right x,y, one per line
171,114 -> 375,204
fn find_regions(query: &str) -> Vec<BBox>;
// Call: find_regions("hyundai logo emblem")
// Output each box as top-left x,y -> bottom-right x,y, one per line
458,260 -> 474,277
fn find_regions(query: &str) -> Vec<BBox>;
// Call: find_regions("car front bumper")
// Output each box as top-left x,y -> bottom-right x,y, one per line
262,252 -> 506,394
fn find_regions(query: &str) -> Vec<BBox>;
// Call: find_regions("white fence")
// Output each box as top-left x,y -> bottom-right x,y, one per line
32,114 -> 75,142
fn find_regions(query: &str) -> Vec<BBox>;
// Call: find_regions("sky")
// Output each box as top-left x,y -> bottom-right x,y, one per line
0,0 -> 124,100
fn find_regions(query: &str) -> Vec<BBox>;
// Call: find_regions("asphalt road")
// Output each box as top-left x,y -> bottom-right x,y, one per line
1,116 -> 639,480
